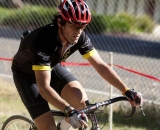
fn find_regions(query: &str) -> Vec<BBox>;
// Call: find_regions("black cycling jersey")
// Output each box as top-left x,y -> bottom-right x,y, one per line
12,23 -> 97,77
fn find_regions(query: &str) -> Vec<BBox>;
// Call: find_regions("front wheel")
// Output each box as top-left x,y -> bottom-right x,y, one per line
1,115 -> 37,130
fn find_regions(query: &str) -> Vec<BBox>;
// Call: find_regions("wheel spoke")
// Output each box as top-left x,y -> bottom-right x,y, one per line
13,122 -> 19,130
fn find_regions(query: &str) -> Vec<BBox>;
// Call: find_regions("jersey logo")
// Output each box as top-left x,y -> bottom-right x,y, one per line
37,52 -> 50,61
81,38 -> 91,48
61,48 -> 71,61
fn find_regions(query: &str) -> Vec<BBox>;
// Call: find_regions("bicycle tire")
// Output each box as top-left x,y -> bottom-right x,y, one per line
1,115 -> 37,130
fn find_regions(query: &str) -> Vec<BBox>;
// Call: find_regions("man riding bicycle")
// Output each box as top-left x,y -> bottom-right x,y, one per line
11,0 -> 143,130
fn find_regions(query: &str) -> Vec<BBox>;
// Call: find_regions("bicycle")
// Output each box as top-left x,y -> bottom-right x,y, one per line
1,96 -> 145,130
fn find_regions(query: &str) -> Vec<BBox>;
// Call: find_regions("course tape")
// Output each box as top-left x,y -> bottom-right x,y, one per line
114,64 -> 160,82
0,57 -> 12,61
0,57 -> 160,82
61,62 -> 91,66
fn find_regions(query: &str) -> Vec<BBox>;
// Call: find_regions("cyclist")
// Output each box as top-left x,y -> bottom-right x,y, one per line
11,0 -> 143,130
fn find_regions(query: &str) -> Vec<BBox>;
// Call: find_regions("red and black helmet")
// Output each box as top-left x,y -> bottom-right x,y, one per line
58,0 -> 91,25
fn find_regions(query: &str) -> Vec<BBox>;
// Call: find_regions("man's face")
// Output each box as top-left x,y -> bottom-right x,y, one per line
61,22 -> 86,44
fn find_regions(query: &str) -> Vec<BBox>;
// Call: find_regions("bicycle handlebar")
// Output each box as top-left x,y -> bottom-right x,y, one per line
80,96 -> 144,119
51,96 -> 145,119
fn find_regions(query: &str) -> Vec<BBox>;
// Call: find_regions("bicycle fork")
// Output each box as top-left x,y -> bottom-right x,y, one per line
79,112 -> 100,130
88,112 -> 101,130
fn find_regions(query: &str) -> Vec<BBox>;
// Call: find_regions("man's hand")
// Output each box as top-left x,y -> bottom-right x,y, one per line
124,89 -> 143,107
64,106 -> 88,129
69,110 -> 88,129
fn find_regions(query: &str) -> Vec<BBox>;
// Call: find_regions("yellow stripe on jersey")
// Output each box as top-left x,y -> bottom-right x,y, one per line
32,65 -> 51,70
82,48 -> 97,59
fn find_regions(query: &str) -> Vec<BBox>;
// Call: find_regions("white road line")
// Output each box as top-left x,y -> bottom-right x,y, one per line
0,73 -> 13,79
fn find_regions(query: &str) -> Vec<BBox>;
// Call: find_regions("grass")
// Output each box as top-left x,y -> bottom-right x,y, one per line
0,78 -> 159,130
0,78 -> 29,129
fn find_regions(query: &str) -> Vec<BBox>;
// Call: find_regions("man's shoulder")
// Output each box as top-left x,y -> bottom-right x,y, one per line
78,31 -> 90,43
27,23 -> 57,42
80,31 -> 86,37
22,24 -> 58,51
34,23 -> 57,35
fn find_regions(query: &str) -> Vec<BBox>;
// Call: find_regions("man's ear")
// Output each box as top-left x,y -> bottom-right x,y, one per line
57,18 -> 63,28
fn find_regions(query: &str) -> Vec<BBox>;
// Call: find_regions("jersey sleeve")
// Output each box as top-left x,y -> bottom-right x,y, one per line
78,31 -> 98,59
31,34 -> 52,71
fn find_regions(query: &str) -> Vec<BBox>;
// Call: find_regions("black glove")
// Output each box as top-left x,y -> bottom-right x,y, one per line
124,89 -> 142,106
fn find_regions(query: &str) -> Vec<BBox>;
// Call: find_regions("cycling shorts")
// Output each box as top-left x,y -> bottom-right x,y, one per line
13,63 -> 77,119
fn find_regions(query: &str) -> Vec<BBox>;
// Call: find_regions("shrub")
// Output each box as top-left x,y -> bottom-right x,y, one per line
1,5 -> 57,29
107,12 -> 135,33
0,7 -> 14,24
85,12 -> 135,34
85,14 -> 109,34
0,6 -> 156,34
116,12 -> 135,24
133,15 -> 155,33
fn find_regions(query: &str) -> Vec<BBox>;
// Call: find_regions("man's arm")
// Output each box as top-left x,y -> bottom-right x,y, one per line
35,70 -> 89,128
34,70 -> 69,111
87,52 -> 129,94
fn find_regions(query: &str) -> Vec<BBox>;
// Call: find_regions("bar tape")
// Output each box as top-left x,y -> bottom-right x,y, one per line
0,57 -> 159,82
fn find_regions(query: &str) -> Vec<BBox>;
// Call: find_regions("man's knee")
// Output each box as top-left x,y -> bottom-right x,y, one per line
61,81 -> 88,109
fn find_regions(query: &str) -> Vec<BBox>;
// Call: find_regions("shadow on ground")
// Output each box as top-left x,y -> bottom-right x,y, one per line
89,34 -> 160,59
